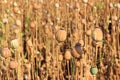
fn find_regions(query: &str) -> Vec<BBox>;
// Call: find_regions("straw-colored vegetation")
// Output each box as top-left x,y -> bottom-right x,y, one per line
0,0 -> 120,80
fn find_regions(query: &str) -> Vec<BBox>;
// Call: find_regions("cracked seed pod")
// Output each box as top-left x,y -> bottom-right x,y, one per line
2,48 -> 11,58
92,28 -> 103,41
71,43 -> 82,58
55,29 -> 67,42
65,50 -> 72,60
9,60 -> 18,69
71,48 -> 80,58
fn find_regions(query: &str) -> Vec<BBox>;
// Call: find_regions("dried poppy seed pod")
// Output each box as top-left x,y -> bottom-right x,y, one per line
10,39 -> 19,49
64,50 -> 72,60
33,3 -> 39,9
2,47 -> 11,58
13,2 -> 18,7
71,47 -> 80,58
16,19 -> 21,26
75,61 -> 80,67
55,3 -> 59,8
9,60 -> 18,69
92,28 -> 103,41
55,29 -> 67,42
30,21 -> 36,29
82,0 -> 88,3
71,42 -> 83,58
75,43 -> 83,54
58,54 -> 63,61
86,29 -> 92,36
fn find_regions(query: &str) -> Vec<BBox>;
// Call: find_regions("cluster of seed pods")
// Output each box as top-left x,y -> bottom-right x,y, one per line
0,0 -> 120,80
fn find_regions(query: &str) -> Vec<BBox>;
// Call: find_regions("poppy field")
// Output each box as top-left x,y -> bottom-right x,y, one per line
0,0 -> 120,80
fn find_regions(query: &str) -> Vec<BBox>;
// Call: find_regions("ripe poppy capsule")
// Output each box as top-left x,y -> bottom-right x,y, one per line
9,60 -> 18,69
92,28 -> 103,41
2,47 -> 11,58
64,50 -> 72,60
58,54 -> 63,61
55,29 -> 67,42
16,19 -> 21,26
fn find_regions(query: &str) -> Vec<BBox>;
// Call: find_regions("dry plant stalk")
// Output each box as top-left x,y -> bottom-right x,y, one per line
0,0 -> 120,80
